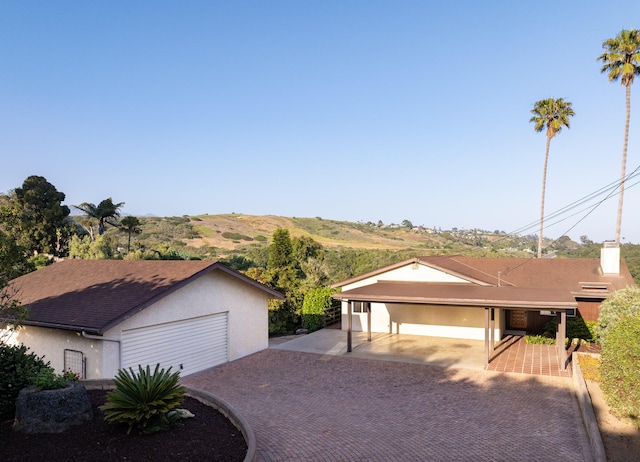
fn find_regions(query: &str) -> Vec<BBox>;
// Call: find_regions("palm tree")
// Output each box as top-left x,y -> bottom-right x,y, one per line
530,97 -> 575,258
120,216 -> 142,252
598,29 -> 640,245
74,198 -> 125,238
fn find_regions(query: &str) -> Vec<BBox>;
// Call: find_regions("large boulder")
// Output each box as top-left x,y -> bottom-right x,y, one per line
13,382 -> 92,433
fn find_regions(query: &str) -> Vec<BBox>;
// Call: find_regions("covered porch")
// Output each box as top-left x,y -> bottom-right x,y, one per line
333,282 -> 577,372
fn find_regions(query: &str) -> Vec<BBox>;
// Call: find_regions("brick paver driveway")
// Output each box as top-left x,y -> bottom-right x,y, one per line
182,349 -> 591,461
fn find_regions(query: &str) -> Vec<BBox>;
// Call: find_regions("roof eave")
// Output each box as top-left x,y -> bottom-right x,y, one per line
22,320 -> 102,335
332,294 -> 578,310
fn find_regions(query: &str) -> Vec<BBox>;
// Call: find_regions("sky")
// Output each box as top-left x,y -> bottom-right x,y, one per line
2,1 -> 640,244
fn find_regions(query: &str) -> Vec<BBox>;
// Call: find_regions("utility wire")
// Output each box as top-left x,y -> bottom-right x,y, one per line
498,164 -> 640,277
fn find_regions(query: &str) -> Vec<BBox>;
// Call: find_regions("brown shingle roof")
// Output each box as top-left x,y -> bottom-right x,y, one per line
333,255 -> 635,298
415,256 -> 634,296
7,260 -> 283,334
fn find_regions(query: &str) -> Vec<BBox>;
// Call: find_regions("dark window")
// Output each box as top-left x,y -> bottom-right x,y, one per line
353,302 -> 370,313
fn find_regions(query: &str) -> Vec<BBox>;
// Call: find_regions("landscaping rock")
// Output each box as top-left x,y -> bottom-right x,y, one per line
13,382 -> 93,433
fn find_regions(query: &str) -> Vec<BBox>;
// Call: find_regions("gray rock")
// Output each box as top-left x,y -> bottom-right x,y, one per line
13,382 -> 93,433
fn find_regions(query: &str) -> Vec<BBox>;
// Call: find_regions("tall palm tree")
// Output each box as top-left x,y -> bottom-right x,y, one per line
74,198 -> 125,238
598,29 -> 640,245
120,216 -> 142,252
530,97 -> 575,258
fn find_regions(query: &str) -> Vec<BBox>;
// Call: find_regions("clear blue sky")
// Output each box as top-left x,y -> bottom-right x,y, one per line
2,1 -> 640,244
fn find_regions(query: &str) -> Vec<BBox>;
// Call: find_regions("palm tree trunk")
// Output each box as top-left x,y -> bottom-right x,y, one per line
538,135 -> 552,258
615,84 -> 631,245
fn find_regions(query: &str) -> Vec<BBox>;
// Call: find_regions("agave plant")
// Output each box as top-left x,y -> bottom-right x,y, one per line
100,364 -> 186,434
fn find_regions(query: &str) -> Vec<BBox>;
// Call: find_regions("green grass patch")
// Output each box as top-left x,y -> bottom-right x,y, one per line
221,232 -> 253,241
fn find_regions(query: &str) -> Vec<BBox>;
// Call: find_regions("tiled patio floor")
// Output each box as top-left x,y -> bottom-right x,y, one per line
486,334 -> 572,377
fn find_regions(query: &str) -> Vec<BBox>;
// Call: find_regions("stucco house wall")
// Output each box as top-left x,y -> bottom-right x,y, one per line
346,302 -> 503,340
7,326 -> 113,379
344,263 -> 469,290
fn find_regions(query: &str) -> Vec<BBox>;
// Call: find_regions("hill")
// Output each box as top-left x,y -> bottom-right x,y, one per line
119,213 -> 545,259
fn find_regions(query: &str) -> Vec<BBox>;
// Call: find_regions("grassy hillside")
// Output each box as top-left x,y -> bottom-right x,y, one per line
91,213 -> 541,260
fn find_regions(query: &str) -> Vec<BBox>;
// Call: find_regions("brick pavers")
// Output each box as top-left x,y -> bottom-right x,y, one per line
486,336 -> 572,377
182,349 -> 591,461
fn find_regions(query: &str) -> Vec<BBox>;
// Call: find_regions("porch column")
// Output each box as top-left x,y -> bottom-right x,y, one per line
490,308 -> 495,354
347,300 -> 353,353
556,310 -> 566,371
484,307 -> 490,366
367,302 -> 372,342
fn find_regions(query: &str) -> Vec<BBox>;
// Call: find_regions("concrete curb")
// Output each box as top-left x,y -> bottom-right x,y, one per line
81,380 -> 255,462
572,352 -> 606,462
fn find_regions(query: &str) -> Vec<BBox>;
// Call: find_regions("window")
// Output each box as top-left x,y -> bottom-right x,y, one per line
540,309 -> 576,317
352,302 -> 370,313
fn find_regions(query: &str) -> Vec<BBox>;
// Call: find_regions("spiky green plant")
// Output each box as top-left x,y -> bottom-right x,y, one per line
100,364 -> 186,434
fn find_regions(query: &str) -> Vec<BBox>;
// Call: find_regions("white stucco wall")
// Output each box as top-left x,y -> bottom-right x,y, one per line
343,303 -> 503,340
343,263 -> 470,290
9,268 -> 270,379
7,325 -> 118,379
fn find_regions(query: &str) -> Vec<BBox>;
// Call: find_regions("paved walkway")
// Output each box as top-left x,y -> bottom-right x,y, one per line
183,349 -> 592,461
486,335 -> 572,377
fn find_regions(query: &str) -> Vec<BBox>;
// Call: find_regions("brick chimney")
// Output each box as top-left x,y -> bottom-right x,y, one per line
601,241 -> 620,275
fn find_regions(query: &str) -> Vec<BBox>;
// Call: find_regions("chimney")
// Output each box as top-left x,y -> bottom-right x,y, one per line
600,241 -> 620,275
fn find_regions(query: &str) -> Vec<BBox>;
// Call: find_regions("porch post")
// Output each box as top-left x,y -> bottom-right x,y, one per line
347,300 -> 352,353
484,307 -> 490,366
490,308 -> 495,354
367,302 -> 372,342
556,310 -> 566,371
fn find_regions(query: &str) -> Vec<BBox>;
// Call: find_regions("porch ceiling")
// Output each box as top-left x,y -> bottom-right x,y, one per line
332,281 -> 578,310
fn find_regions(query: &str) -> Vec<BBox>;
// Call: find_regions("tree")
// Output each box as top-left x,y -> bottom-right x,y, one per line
0,230 -> 33,341
68,235 -> 116,260
401,219 -> 413,229
268,228 -> 294,270
74,198 -> 125,237
598,29 -> 640,245
0,176 -> 71,256
529,97 -> 574,258
120,216 -> 142,252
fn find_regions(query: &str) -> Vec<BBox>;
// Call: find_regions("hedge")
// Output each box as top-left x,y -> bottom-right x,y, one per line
600,315 -> 640,429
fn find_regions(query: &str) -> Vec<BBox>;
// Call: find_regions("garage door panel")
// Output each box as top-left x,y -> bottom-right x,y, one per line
122,313 -> 228,377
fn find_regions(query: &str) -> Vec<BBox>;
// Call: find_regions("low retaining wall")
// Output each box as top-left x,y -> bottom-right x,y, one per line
82,380 -> 256,462
572,352 -> 606,462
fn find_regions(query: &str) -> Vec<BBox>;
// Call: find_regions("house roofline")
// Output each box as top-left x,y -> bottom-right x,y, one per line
99,261 -> 284,333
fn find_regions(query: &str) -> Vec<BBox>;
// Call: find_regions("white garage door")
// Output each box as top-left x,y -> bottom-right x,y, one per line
122,312 -> 228,377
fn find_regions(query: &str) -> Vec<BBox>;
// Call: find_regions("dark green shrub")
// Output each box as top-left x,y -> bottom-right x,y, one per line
100,364 -> 186,434
600,315 -> 640,428
301,287 -> 336,333
0,343 -> 50,417
33,368 -> 79,391
221,232 -> 253,241
544,317 -> 598,343
597,288 -> 640,343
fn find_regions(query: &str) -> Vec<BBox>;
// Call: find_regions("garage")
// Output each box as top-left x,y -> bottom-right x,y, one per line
8,260 -> 283,379
122,312 -> 228,377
